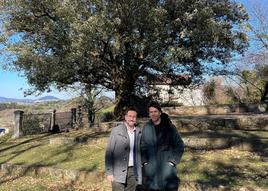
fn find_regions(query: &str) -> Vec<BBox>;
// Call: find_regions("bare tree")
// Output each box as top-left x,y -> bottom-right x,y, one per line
236,0 -> 268,102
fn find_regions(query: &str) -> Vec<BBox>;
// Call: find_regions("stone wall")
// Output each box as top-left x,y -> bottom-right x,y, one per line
173,115 -> 268,131
163,104 -> 268,115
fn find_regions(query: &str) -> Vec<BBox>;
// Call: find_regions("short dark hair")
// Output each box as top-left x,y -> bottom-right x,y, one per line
124,106 -> 138,116
147,101 -> 162,112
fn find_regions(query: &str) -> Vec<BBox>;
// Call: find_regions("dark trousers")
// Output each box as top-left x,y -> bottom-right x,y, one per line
112,167 -> 137,191
137,186 -> 178,191
149,189 -> 177,191
141,189 -> 177,191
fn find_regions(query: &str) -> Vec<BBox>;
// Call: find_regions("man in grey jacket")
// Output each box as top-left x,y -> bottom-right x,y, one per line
105,107 -> 142,191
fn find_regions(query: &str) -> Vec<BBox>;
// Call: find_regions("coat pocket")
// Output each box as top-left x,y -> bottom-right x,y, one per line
142,162 -> 154,186
162,162 -> 179,189
143,162 -> 155,177
162,162 -> 177,179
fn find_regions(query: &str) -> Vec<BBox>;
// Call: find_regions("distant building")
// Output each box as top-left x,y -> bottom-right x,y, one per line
146,75 -> 204,106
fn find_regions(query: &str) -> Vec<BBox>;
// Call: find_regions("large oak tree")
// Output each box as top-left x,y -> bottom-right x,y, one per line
0,0 -> 248,115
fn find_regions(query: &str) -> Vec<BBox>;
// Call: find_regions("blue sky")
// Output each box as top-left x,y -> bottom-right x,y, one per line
0,70 -> 75,99
0,0 -> 266,99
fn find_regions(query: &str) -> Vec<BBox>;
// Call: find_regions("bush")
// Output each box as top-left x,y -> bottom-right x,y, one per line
161,101 -> 183,107
22,114 -> 47,135
99,112 -> 115,122
0,131 -> 12,143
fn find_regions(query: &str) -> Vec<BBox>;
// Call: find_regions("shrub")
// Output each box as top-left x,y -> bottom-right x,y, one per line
22,114 -> 47,135
99,112 -> 115,122
161,101 -> 183,107
0,131 -> 12,143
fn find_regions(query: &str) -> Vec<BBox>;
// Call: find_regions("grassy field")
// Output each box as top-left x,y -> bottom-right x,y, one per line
0,128 -> 267,191
0,109 -> 15,129
0,104 -> 267,190
0,171 -> 111,191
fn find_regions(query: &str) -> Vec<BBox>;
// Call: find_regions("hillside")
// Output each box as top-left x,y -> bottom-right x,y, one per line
0,96 -> 60,104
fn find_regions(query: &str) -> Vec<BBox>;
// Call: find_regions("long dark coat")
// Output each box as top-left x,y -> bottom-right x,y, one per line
141,114 -> 184,190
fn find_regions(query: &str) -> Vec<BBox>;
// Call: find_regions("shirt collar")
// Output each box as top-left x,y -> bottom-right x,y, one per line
124,122 -> 136,132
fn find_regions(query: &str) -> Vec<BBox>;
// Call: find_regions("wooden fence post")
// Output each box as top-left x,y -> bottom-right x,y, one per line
50,109 -> 56,131
71,108 -> 77,128
77,106 -> 83,128
13,110 -> 24,138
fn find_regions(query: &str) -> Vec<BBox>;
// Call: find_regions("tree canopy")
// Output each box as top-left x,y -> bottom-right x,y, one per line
0,0 -> 249,115
236,0 -> 268,103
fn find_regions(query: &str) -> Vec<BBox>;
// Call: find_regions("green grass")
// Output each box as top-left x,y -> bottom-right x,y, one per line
179,149 -> 268,189
0,171 -> 111,191
0,132 -> 12,143
0,130 -> 108,171
98,104 -> 115,114
0,129 -> 267,190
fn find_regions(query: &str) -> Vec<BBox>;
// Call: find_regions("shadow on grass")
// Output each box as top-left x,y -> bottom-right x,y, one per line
179,150 -> 268,190
0,144 -> 44,165
0,134 -> 51,153
196,161 -> 268,190
0,130 -> 108,186
73,131 -> 110,143
198,162 -> 242,188
178,124 -> 268,190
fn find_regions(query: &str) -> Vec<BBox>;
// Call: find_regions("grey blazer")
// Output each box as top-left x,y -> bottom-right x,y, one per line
105,122 -> 142,184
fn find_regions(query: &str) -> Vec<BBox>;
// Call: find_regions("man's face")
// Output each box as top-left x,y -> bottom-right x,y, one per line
125,110 -> 137,128
148,107 -> 161,124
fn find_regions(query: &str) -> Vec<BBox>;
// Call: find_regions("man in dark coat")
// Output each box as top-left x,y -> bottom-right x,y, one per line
141,101 -> 184,191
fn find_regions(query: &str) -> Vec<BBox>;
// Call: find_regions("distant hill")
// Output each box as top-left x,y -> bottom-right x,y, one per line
0,96 -> 60,104
34,96 -> 60,103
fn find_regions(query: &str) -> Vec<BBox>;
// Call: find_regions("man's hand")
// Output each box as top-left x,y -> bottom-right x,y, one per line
107,175 -> 114,182
142,162 -> 148,167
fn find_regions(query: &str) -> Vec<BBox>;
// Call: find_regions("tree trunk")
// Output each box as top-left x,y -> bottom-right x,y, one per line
261,81 -> 268,103
113,80 -> 136,120
113,84 -> 152,119
112,60 -> 142,119
114,94 -> 130,120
